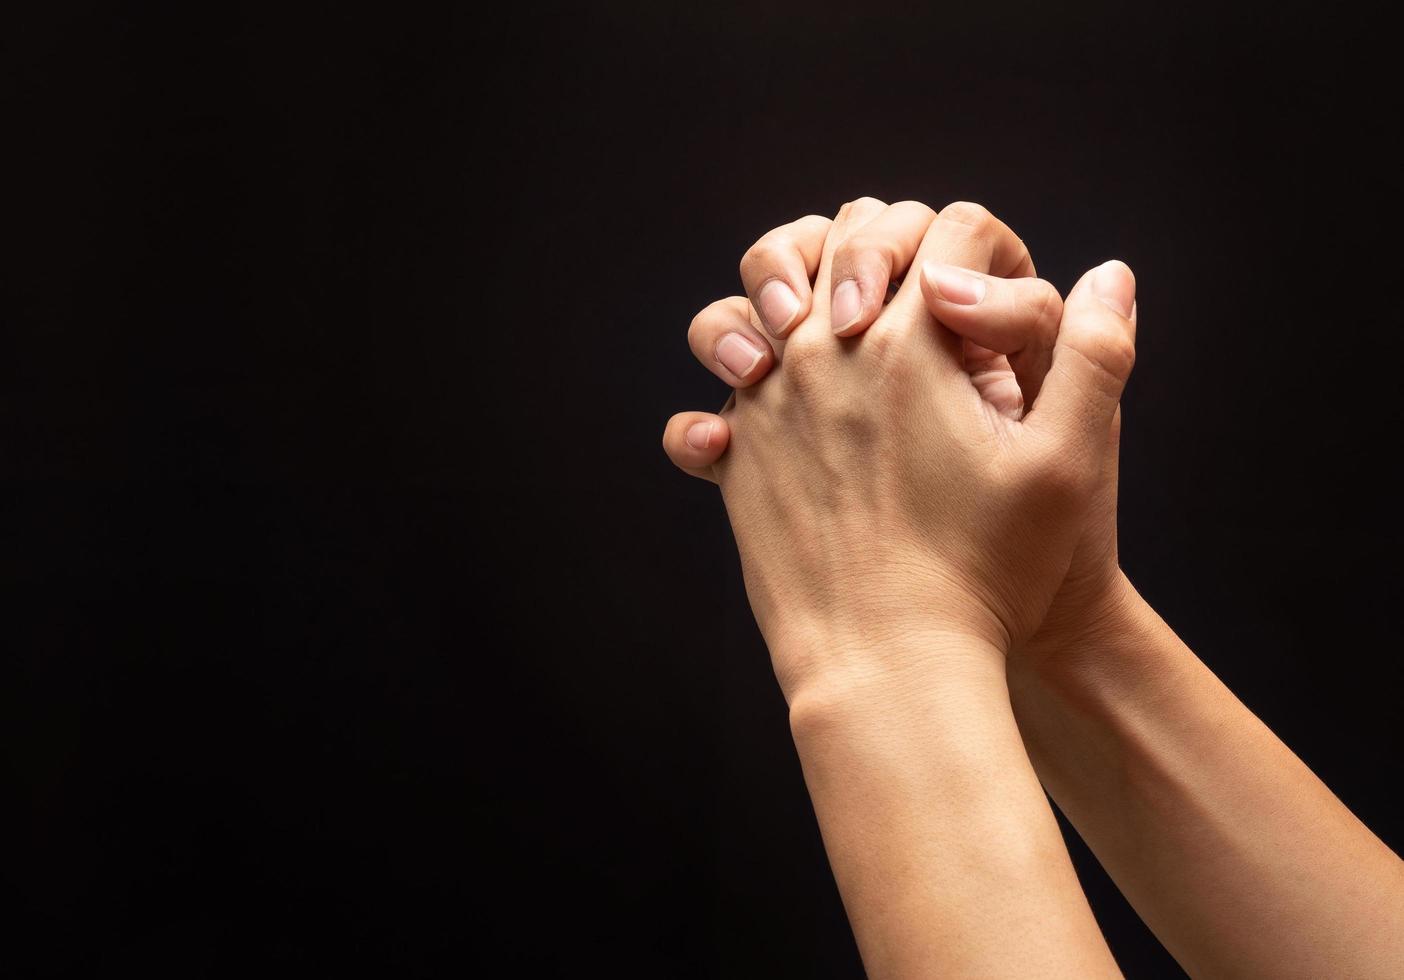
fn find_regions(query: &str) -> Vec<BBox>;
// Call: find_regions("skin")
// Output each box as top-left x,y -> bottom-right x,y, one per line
667,198 -> 1138,977
665,201 -> 1404,977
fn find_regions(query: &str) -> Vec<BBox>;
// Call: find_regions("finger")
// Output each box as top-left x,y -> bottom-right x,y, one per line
963,342 -> 1025,419
878,202 -> 1040,376
828,200 -> 939,337
920,263 -> 1062,354
1025,260 -> 1137,463
662,411 -> 731,484
688,296 -> 776,387
920,262 -> 1063,404
897,201 -> 1036,296
796,196 -> 890,344
740,214 -> 832,340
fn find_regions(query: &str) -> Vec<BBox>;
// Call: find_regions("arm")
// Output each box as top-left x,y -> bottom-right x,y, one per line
666,214 -> 1404,975
665,198 -> 1140,976
788,638 -> 1120,978
1008,574 -> 1404,978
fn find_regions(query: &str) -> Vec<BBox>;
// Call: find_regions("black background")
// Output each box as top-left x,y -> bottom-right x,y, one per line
8,2 -> 1401,976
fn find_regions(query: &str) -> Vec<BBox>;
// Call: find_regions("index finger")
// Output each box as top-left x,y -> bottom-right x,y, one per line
739,214 -> 832,339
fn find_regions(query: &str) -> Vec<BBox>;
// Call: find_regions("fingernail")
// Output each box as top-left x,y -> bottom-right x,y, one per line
685,421 -> 715,450
1092,260 -> 1135,318
715,333 -> 765,379
831,279 -> 862,333
922,261 -> 986,305
757,280 -> 800,336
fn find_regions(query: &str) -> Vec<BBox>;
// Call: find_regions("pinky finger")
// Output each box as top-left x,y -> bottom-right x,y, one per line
662,411 -> 731,483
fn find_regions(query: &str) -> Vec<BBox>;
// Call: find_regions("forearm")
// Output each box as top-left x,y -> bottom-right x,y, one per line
1009,573 -> 1404,978
785,633 -> 1120,979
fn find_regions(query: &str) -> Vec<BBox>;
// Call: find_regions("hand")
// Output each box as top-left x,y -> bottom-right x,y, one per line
669,204 -> 1404,980
665,199 -> 1137,703
667,202 -> 1138,677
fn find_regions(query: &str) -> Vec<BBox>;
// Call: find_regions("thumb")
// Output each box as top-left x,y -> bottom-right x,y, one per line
1025,260 -> 1137,461
662,411 -> 731,484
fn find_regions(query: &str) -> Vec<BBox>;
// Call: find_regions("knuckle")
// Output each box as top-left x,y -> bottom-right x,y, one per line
781,335 -> 832,389
686,301 -> 725,349
858,321 -> 902,366
892,199 -> 938,222
1084,325 -> 1137,383
783,333 -> 826,367
739,239 -> 783,280
1031,282 -> 1063,338
837,196 -> 884,222
834,232 -> 891,275
1014,238 -> 1034,276
938,200 -> 995,234
795,213 -> 831,231
833,231 -> 866,258
858,325 -> 917,388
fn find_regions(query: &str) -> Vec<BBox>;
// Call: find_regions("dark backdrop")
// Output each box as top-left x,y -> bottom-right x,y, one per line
7,2 -> 1400,976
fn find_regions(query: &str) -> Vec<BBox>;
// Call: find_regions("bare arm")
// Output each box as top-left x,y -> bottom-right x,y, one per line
1009,573 -> 1404,978
665,211 -> 1404,975
788,640 -> 1121,978
665,198 -> 1142,976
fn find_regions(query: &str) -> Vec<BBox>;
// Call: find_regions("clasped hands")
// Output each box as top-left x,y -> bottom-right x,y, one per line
663,198 -> 1136,708
659,198 -> 1404,979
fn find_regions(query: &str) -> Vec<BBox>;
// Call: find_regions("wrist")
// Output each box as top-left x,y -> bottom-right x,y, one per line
1008,569 -> 1178,711
1015,569 -> 1149,672
776,626 -> 1009,745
